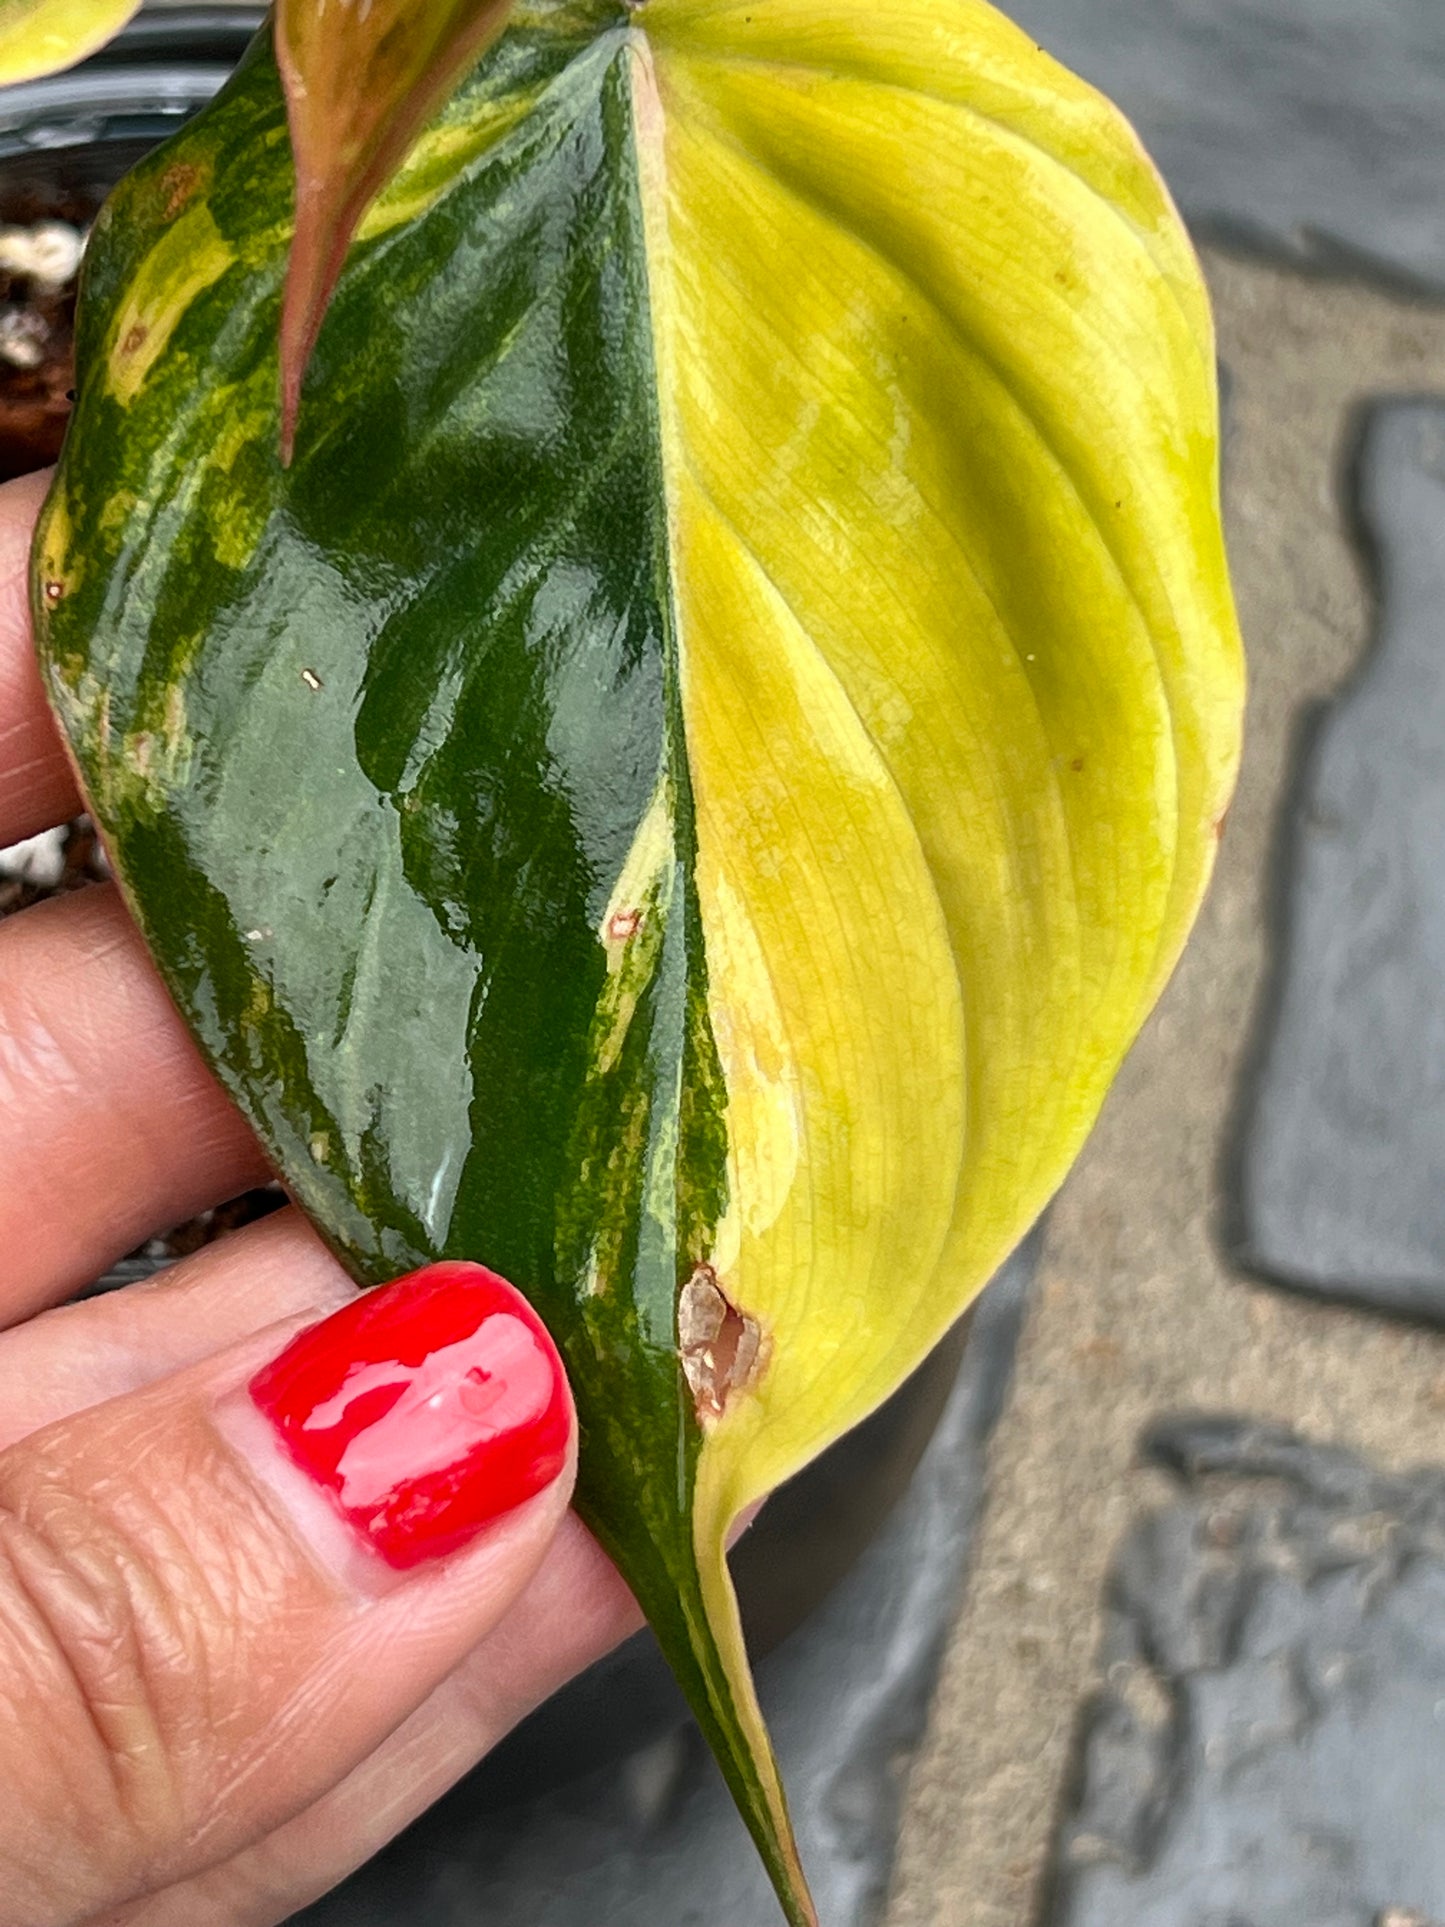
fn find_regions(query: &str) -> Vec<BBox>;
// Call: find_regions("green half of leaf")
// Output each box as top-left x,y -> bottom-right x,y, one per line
32,3 -> 1244,1920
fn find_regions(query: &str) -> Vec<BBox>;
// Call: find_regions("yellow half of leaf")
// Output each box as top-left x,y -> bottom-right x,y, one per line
631,0 -> 1243,1545
0,0 -> 138,84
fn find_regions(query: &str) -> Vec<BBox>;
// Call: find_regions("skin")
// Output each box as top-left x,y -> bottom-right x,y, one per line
0,469 -> 641,1927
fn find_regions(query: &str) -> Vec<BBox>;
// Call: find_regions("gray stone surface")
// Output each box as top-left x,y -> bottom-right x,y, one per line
1240,400 -> 1445,1319
998,0 -> 1445,294
1049,1416 -> 1445,1927
291,1239 -> 1034,1927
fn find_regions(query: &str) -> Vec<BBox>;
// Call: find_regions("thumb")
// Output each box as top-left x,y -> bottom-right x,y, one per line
0,1262 -> 575,1927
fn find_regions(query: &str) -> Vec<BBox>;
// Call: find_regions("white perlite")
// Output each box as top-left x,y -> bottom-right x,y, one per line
0,222 -> 85,289
0,308 -> 49,371
0,827 -> 68,888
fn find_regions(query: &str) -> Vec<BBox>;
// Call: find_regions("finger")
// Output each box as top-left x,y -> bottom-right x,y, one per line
103,1512 -> 642,1927
0,1209 -> 354,1450
6,1213 -> 640,1927
0,1262 -> 576,1926
0,883 -> 271,1325
0,470 -> 81,844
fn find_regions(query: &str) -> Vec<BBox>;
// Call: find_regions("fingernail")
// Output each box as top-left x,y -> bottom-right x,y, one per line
248,1262 -> 571,1570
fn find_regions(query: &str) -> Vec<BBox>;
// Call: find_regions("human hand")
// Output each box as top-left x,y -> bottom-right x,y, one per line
0,470 -> 641,1927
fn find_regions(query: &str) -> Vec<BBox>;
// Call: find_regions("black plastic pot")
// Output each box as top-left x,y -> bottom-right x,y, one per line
0,2 -> 974,1815
0,7 -> 263,199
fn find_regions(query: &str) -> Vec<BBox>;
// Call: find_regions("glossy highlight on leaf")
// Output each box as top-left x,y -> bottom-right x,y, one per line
274,0 -> 518,456
33,2 -> 1244,1919
0,0 -> 139,84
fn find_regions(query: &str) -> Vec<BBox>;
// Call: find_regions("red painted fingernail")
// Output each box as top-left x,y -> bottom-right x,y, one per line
249,1262 -> 571,1570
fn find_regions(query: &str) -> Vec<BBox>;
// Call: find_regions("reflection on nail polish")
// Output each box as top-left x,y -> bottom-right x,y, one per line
250,1262 -> 570,1568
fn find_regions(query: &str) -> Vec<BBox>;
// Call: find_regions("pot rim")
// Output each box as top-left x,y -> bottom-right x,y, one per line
0,7 -> 265,151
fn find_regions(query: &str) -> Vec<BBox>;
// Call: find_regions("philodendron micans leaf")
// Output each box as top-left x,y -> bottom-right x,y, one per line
0,0 -> 139,83
32,2 -> 1245,1918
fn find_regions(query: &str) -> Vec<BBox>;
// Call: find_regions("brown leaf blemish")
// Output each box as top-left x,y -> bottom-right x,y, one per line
162,163 -> 202,219
679,1265 -> 769,1424
120,322 -> 148,357
607,908 -> 641,942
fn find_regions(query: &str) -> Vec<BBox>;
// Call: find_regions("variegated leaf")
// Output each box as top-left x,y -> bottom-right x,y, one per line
33,4 -> 1244,1918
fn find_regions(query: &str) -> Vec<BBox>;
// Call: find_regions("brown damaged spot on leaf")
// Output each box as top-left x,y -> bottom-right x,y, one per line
161,163 -> 202,219
679,1264 -> 770,1423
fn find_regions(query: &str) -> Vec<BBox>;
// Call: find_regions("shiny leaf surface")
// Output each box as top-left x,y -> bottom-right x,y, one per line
34,2 -> 1244,1918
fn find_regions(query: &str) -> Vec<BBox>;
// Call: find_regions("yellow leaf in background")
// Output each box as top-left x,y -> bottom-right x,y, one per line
0,0 -> 139,84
